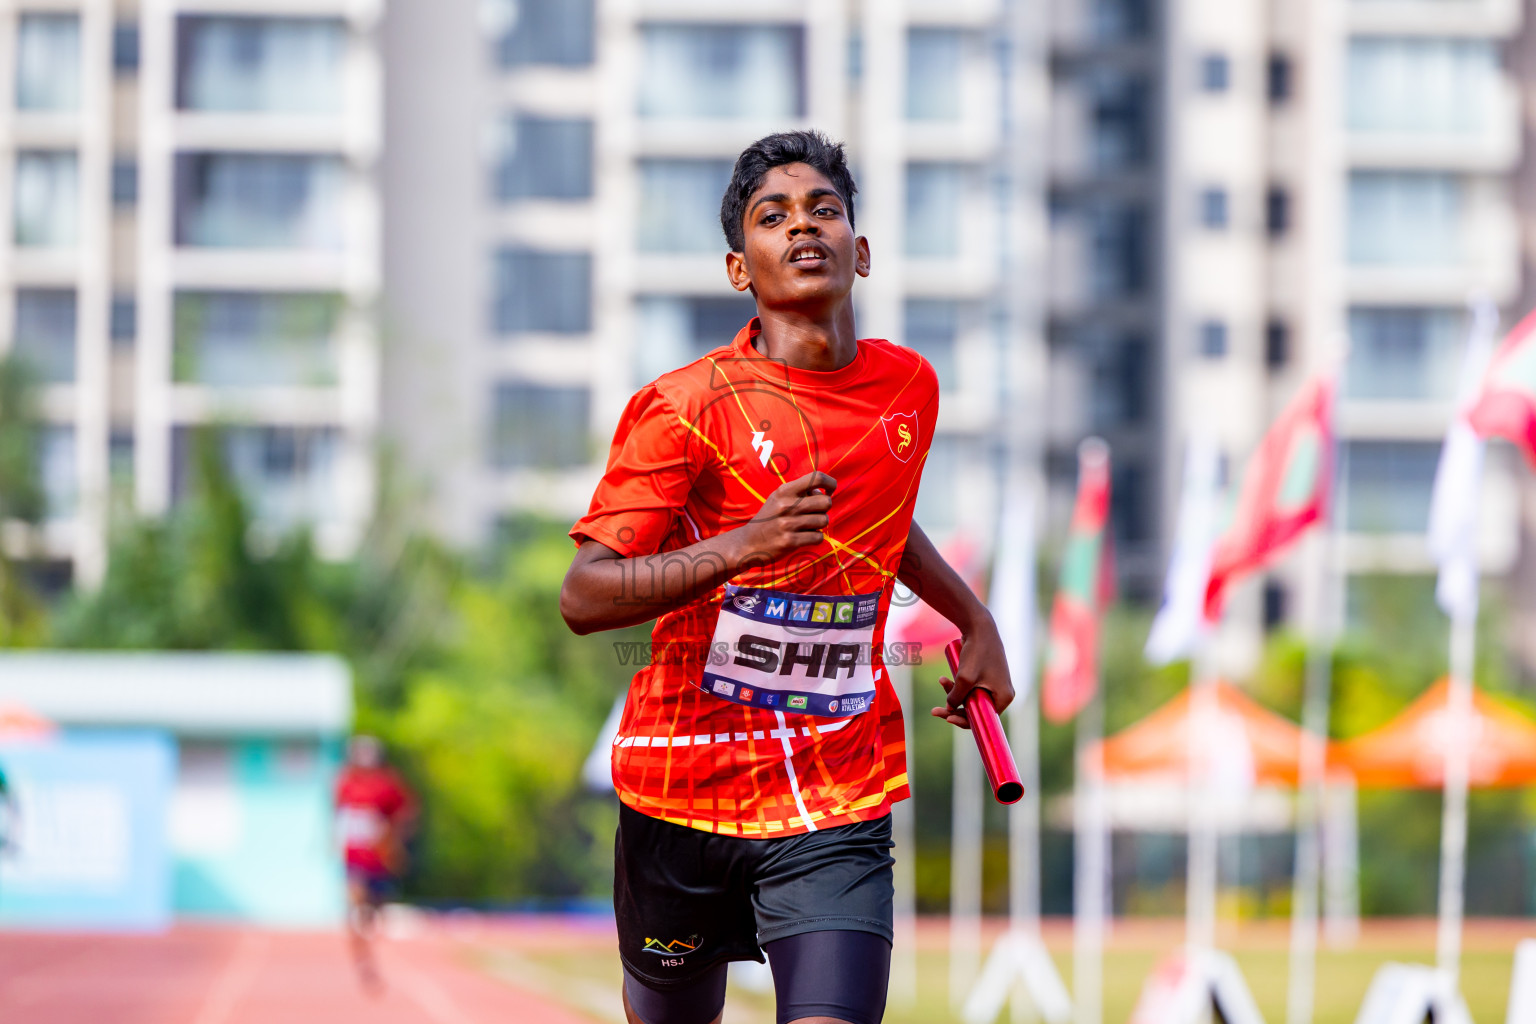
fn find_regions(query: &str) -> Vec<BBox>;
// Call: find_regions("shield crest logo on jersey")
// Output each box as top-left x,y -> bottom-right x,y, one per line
881,412 -> 920,463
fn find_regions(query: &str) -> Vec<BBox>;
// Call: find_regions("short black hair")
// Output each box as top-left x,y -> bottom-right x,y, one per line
719,130 -> 857,253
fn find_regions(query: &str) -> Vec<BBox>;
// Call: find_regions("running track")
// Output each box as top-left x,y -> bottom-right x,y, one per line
0,921 -> 608,1024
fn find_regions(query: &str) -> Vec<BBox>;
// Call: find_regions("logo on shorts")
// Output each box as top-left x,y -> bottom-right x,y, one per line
643,934 -> 703,957
787,695 -> 808,709
712,679 -> 736,697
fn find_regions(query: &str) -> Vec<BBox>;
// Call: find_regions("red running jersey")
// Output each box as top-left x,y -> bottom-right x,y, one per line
335,766 -> 414,873
571,319 -> 939,837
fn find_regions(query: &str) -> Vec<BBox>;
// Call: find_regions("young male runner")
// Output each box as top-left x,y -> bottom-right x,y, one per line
562,131 -> 1013,1024
334,735 -> 416,991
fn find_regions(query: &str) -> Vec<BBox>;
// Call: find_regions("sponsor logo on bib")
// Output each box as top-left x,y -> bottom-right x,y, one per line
788,695 -> 808,709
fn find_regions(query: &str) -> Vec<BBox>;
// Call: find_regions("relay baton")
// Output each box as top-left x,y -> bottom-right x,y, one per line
943,639 -> 1024,805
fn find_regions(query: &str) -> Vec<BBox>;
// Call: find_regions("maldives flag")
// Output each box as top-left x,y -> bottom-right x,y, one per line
1203,375 -> 1334,621
1467,307 -> 1536,468
1042,440 -> 1112,724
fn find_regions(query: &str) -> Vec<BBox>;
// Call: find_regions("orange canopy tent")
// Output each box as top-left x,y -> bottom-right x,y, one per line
1330,678 -> 1536,789
1090,680 -> 1317,788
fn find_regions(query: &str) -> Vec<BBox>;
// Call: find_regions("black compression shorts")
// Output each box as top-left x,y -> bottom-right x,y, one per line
623,929 -> 891,1024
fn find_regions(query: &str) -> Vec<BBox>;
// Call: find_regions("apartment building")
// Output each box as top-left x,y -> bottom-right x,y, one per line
0,0 -> 382,585
1048,0 -> 1526,657
382,0 -> 1028,559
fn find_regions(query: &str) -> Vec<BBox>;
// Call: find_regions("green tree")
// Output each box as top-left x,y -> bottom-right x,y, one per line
0,357 -> 46,645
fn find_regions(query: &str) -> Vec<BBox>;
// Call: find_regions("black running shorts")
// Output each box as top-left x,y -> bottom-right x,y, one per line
614,802 -> 895,989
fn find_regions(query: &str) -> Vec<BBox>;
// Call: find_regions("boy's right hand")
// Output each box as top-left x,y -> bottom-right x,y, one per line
735,472 -> 837,563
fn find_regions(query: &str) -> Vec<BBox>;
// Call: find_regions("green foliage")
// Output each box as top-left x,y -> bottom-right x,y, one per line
0,357 -> 46,646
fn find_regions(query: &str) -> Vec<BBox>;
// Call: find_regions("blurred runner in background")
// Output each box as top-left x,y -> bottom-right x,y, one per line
335,735 -> 416,992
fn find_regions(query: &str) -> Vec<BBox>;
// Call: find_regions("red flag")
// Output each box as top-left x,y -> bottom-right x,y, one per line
1467,307 -> 1536,467
1043,440 -> 1112,724
1203,375 -> 1334,620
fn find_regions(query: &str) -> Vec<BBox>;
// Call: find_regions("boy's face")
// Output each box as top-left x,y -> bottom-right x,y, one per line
725,162 -> 870,312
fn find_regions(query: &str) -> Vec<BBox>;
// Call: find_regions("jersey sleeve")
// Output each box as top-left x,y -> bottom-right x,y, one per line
570,384 -> 697,557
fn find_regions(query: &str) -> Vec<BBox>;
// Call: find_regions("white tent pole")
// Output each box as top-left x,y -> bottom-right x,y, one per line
1186,639 -> 1220,953
1073,684 -> 1106,1024
952,715 -> 986,1008
1437,595 -> 1478,986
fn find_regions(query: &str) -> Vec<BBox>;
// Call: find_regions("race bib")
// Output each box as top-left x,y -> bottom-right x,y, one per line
337,807 -> 386,847
700,585 -> 882,718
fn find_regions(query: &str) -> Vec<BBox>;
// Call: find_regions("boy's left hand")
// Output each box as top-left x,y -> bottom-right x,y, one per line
930,621 -> 1014,730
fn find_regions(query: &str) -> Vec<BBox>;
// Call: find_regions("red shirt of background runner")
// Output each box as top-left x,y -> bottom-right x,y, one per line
571,319 -> 938,837
335,766 -> 414,873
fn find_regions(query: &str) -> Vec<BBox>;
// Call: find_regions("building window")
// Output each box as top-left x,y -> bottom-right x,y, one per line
493,116 -> 594,201
906,163 -> 964,258
1201,53 -> 1230,93
1198,320 -> 1228,358
904,300 -> 959,391
173,426 -> 340,525
173,292 -> 340,386
14,289 -> 77,383
1262,580 -> 1288,630
176,16 -> 346,114
1084,200 -> 1149,298
634,295 -> 756,386
1266,186 -> 1290,237
1199,187 -> 1228,229
15,151 -> 79,248
493,249 -> 592,335
114,21 -> 141,74
1087,70 -> 1151,172
913,435 -> 960,531
174,153 -> 345,250
39,426 -> 77,520
1093,334 -> 1149,426
110,294 -> 137,344
1265,319 -> 1289,369
496,0 -> 595,68
1090,0 -> 1152,42
17,14 -> 81,112
1347,38 -> 1498,137
637,160 -> 734,253
1346,307 -> 1462,401
907,28 -> 963,122
491,383 -> 591,469
112,157 -> 139,207
639,24 -> 804,119
1268,53 -> 1292,103
1347,171 -> 1462,266
109,429 -> 134,485
1113,462 -> 1148,544
1344,440 -> 1439,534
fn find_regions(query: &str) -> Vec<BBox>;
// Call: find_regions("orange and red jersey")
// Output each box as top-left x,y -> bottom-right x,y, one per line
571,318 -> 938,837
335,766 -> 415,873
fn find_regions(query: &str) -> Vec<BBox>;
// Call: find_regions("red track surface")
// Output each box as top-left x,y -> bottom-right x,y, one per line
0,922 -> 604,1024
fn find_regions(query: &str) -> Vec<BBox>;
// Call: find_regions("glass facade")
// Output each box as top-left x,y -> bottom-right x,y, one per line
1346,307 -> 1462,401
637,160 -> 733,253
17,13 -> 81,111
639,24 -> 804,119
496,0 -> 595,67
906,164 -> 963,258
174,426 -> 340,524
907,29 -> 963,121
175,153 -> 345,249
173,292 -> 341,387
177,16 -> 346,114
1343,440 -> 1440,533
634,295 -> 755,386
14,289 -> 77,384
1347,171 -> 1463,266
493,248 -> 592,335
15,151 -> 79,248
1084,200 -> 1148,298
493,116 -> 594,201
1347,38 -> 1498,136
1086,69 -> 1151,171
39,426 -> 77,520
904,300 -> 959,391
490,383 -> 590,469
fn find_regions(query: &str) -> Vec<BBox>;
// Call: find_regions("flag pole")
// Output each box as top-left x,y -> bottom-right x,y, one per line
1185,636 -> 1220,955
891,662 -> 918,1008
1073,681 -> 1106,1024
1437,589 -> 1477,987
952,704 -> 986,1008
1285,430 -> 1346,1024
